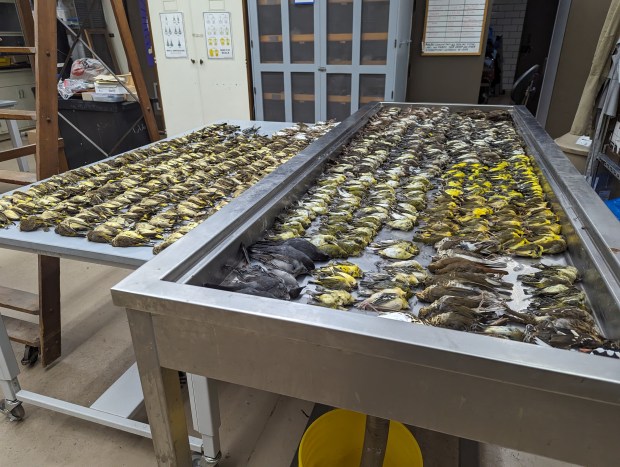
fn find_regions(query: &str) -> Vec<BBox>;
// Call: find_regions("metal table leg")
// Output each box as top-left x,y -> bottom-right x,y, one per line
0,316 -> 25,421
127,309 -> 192,466
188,374 -> 221,464
6,119 -> 30,172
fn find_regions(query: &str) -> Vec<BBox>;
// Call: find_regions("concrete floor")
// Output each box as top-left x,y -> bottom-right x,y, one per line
0,138 -> 581,466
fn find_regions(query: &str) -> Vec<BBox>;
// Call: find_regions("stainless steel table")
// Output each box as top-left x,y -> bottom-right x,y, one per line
0,120 -> 292,464
112,104 -> 620,467
0,99 -> 30,172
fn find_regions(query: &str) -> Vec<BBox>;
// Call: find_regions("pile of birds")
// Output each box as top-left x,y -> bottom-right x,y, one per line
0,122 -> 332,254
214,106 -> 619,358
414,110 -> 566,257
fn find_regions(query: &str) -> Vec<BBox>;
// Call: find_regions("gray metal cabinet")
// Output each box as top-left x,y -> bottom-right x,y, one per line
248,0 -> 414,122
0,69 -> 36,136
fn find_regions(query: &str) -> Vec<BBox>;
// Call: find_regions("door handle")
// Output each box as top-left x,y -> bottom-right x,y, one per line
200,59 -> 204,65
191,59 -> 196,64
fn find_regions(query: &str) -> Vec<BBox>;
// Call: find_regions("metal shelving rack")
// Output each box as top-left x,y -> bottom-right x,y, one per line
586,111 -> 620,199
247,0 -> 414,122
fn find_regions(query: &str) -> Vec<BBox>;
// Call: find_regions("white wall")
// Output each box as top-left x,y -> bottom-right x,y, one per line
148,0 -> 251,136
490,0 -> 527,90
101,0 -> 130,74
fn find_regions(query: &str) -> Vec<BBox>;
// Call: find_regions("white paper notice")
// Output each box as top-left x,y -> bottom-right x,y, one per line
204,12 -> 233,59
160,12 -> 188,58
422,0 -> 487,55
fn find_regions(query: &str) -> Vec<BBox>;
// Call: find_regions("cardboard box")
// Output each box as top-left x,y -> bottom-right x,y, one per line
26,129 -> 37,145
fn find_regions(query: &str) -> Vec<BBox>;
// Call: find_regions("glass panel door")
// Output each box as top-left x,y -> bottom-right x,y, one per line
291,72 -> 315,122
326,0 -> 354,65
360,0 -> 390,65
257,0 -> 283,63
262,72 -> 286,121
326,73 -> 352,121
359,74 -> 386,105
289,0 -> 314,64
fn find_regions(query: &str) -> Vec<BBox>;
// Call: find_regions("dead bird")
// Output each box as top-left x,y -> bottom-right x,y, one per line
311,271 -> 357,291
250,243 -> 315,271
428,309 -> 481,331
435,237 -> 501,255
284,238 -> 330,261
314,261 -> 363,279
111,231 -> 153,247
416,282 -> 494,303
357,288 -> 410,312
428,256 -> 508,276
307,287 -> 355,310
370,240 -> 419,260
532,305 -> 594,326
480,325 -> 525,341
524,263 -> 579,284
358,275 -> 413,298
418,293 -> 507,319
424,271 -> 512,292
525,320 -> 604,349
218,265 -> 303,300
251,252 -> 310,277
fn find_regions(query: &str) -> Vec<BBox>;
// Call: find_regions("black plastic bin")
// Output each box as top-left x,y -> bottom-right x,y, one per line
58,98 -> 151,169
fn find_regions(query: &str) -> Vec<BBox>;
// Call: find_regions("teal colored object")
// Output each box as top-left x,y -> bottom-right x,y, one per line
605,198 -> 620,221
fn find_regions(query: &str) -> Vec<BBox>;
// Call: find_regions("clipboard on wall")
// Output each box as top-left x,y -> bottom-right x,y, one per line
421,0 -> 489,56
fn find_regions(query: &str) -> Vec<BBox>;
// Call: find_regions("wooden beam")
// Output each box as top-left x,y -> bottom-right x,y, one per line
0,145 -> 36,162
35,0 -> 62,367
0,285 -> 39,315
0,46 -> 36,54
0,138 -> 64,164
2,315 -> 40,347
0,170 -> 37,185
110,0 -> 161,142
39,255 -> 61,367
15,0 -> 35,73
0,109 -> 36,121
35,0 -> 59,181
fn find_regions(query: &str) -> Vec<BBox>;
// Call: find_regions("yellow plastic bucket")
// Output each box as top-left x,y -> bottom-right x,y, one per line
299,409 -> 423,467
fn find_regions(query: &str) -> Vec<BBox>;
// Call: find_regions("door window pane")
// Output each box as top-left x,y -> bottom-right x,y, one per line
257,0 -> 283,63
327,1 -> 353,65
292,73 -> 315,122
327,74 -> 352,121
289,1 -> 314,63
262,72 -> 285,121
359,74 -> 386,106
361,0 -> 390,65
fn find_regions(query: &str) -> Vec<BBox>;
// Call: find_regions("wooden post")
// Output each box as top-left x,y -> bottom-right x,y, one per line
110,0 -> 161,142
35,0 -> 62,366
15,0 -> 35,73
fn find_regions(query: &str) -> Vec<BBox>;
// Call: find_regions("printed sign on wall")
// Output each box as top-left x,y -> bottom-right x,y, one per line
160,12 -> 188,58
422,0 -> 488,56
204,12 -> 233,59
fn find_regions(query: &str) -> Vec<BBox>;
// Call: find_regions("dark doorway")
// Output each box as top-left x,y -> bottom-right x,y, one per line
482,0 -> 560,114
514,0 -> 560,114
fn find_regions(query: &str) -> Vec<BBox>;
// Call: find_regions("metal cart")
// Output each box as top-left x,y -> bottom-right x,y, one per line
0,119 -> 302,464
112,104 -> 620,466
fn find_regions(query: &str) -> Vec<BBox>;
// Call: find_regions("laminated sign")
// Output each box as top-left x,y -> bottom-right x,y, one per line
160,12 -> 188,58
204,12 -> 233,59
422,0 -> 488,55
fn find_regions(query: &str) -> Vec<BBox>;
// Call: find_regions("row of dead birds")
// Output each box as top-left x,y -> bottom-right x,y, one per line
413,237 -> 619,357
414,117 -> 567,258
0,122 -> 332,253
270,107 -> 450,259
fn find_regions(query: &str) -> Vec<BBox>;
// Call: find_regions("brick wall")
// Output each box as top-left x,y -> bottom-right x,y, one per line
489,0 -> 527,90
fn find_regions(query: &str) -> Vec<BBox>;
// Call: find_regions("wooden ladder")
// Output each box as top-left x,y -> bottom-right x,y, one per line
0,0 -> 159,366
